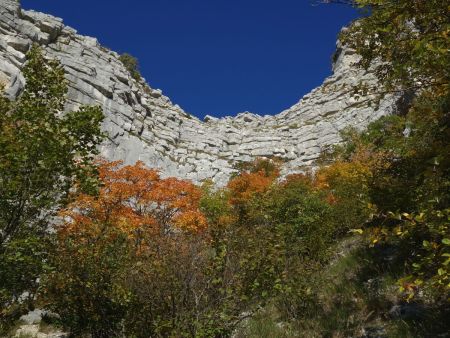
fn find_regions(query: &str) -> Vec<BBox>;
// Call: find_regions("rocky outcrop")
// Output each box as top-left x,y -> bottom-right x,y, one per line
0,0 -> 397,185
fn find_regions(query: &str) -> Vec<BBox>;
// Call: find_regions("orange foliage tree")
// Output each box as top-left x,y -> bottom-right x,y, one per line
227,158 -> 280,223
41,161 -> 208,337
314,144 -> 391,235
60,160 -> 207,241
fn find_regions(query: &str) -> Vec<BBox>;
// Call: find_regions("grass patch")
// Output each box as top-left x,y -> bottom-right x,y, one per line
234,306 -> 299,338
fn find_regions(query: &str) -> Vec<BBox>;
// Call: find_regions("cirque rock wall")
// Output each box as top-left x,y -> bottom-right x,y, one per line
0,0 -> 397,185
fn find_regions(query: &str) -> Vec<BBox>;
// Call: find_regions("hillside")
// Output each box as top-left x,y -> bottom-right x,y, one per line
1,0 -> 448,337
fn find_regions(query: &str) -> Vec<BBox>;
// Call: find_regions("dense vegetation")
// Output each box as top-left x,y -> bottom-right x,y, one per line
0,46 -> 104,334
336,0 -> 449,300
1,0 -> 449,337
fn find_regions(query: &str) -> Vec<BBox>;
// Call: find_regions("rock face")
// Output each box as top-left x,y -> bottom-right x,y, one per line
0,0 -> 397,185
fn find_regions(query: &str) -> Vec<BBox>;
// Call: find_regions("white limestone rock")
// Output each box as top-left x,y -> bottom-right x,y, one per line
0,0 -> 399,186
14,324 -> 68,338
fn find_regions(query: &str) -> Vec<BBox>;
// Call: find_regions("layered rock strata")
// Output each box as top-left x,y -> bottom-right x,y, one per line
0,0 -> 397,185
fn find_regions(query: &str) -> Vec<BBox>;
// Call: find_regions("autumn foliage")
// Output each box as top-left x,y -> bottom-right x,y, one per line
42,161 -> 210,337
41,158 -> 345,336
61,160 -> 207,239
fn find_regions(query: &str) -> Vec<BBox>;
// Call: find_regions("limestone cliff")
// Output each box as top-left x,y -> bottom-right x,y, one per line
0,0 -> 398,185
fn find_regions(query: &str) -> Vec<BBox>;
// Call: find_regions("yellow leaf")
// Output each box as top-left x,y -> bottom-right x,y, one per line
349,228 -> 364,235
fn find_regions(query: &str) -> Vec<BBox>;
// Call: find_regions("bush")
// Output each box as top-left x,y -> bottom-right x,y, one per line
119,53 -> 141,81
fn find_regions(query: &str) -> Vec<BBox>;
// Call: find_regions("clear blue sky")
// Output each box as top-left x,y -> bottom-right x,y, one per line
21,0 -> 359,119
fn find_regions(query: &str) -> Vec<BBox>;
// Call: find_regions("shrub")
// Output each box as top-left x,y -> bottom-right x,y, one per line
119,53 -> 141,81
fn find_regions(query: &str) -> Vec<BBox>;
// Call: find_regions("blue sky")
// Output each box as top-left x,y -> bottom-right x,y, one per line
21,0 -> 359,119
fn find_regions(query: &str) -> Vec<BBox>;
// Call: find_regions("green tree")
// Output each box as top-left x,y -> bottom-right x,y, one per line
325,0 -> 450,300
0,45 -> 104,330
334,0 -> 449,95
